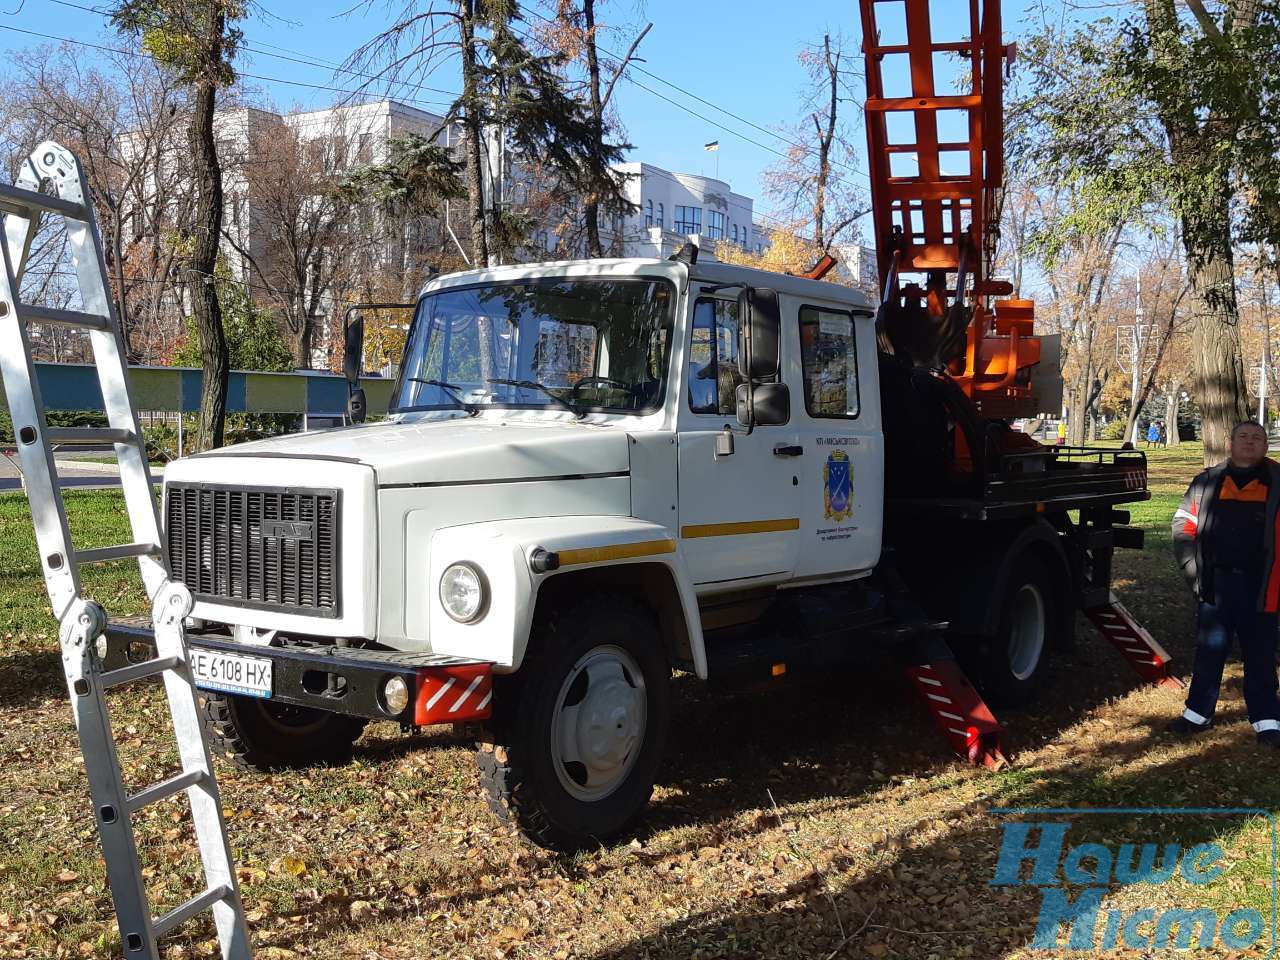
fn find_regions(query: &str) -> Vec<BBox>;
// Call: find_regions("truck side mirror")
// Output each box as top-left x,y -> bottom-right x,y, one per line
344,312 -> 367,424
343,312 -> 365,384
737,287 -> 781,379
736,382 -> 789,426
736,287 -> 783,431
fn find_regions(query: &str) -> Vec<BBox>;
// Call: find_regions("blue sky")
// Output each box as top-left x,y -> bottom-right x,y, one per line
1,0 -> 1073,227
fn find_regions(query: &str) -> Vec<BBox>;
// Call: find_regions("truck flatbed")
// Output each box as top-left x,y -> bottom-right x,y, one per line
887,446 -> 1149,520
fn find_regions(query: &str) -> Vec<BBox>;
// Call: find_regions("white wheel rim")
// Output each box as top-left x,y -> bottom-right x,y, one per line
550,644 -> 647,802
1008,583 -> 1046,682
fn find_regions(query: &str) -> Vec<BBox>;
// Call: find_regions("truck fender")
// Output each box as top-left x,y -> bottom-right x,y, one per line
424,516 -> 706,677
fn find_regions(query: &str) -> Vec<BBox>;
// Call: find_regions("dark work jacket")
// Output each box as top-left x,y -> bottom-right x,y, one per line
1172,458 -> 1280,612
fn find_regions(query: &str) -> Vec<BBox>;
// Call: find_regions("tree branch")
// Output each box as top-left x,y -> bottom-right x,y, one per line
1182,0 -> 1223,40
601,22 -> 652,110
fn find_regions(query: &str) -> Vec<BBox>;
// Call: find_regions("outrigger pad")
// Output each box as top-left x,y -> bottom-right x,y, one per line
1086,594 -> 1185,691
906,660 -> 1009,770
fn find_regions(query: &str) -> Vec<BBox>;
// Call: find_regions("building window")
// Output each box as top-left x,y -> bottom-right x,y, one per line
706,211 -> 725,240
645,200 -> 653,227
688,298 -> 745,415
674,205 -> 702,235
798,306 -> 860,418
731,223 -> 739,244
656,203 -> 664,228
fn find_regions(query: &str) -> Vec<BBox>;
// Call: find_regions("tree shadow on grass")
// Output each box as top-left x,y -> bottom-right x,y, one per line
641,615 -> 1191,843
0,648 -> 66,709
587,721 -> 1280,960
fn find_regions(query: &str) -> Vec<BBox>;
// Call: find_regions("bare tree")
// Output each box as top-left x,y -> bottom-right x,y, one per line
222,119 -> 364,367
762,34 -> 868,253
0,44 -> 192,362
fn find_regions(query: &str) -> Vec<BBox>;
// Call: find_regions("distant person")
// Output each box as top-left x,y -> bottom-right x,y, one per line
1057,421 -> 1067,446
1147,422 -> 1160,447
1158,422 -> 1167,448
1169,420 -> 1280,746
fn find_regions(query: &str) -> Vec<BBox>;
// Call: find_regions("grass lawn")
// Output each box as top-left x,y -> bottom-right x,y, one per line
1,444 -> 1277,959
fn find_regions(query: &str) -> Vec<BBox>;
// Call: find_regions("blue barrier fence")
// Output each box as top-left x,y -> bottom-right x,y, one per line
0,363 -> 395,418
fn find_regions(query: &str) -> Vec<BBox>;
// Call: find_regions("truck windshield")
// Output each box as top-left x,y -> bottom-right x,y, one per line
393,278 -> 675,415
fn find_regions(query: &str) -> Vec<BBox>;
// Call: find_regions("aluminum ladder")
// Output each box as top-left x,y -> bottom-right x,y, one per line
0,141 -> 252,959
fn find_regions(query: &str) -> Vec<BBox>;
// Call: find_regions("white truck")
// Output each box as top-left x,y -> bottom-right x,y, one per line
108,252 -> 1156,850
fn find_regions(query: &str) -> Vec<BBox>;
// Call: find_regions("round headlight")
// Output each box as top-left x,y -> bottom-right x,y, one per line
382,676 -> 410,715
440,562 -> 487,623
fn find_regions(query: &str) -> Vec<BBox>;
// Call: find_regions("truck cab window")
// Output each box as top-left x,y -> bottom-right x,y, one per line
798,306 -> 860,418
688,298 -> 745,415
395,279 -> 674,415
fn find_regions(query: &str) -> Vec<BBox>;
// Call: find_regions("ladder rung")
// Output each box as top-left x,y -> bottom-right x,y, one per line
151,884 -> 232,938
101,654 -> 180,689
75,542 -> 161,564
0,182 -> 88,220
46,427 -> 136,445
19,304 -> 114,332
127,768 -> 206,814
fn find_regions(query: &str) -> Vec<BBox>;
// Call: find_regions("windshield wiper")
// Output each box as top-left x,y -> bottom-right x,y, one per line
407,377 -> 478,413
486,378 -> 585,418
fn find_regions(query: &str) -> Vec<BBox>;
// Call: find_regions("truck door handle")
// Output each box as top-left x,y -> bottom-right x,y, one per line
773,444 -> 803,457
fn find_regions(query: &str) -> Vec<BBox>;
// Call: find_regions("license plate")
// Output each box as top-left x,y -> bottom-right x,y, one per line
191,649 -> 273,699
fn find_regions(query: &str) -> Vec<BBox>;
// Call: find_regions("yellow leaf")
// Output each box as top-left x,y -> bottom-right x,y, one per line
279,855 -> 307,877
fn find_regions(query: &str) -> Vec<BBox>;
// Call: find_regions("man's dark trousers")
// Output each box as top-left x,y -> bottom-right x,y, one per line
1184,567 -> 1280,727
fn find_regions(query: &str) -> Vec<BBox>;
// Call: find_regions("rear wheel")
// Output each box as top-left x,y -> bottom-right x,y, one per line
199,692 -> 367,771
970,555 -> 1062,706
478,594 -> 670,851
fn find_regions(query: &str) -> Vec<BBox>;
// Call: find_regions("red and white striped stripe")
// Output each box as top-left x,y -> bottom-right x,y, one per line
415,663 -> 493,725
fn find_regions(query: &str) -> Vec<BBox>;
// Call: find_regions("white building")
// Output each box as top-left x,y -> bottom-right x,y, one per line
216,100 -> 460,283
609,162 -> 770,262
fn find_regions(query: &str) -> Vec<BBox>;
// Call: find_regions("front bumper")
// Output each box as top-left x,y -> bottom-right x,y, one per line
104,620 -> 493,726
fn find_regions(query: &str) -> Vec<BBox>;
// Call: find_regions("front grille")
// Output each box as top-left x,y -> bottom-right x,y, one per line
165,483 -> 341,618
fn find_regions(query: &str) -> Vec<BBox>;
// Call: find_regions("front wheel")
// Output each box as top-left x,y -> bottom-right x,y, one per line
199,691 -> 367,771
478,594 -> 670,851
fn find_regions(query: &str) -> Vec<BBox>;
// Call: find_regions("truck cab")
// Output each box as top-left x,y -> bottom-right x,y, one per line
117,254 -> 1147,850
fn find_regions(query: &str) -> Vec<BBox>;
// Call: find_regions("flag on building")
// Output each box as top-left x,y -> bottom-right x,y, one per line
704,141 -> 720,152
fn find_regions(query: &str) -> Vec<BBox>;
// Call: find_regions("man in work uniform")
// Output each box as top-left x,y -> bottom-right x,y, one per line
1169,420 -> 1280,745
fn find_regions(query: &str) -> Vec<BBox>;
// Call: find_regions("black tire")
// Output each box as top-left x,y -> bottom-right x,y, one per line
970,554 -> 1063,707
477,594 -> 670,852
199,691 -> 367,771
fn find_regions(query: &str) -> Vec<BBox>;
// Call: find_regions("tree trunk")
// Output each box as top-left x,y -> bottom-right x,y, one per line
1185,232 -> 1250,463
1068,375 -> 1091,446
459,0 -> 490,270
108,206 -> 133,361
813,35 -> 838,252
582,0 -> 605,258
1143,0 -> 1251,464
1166,379 -> 1182,445
187,76 -> 227,451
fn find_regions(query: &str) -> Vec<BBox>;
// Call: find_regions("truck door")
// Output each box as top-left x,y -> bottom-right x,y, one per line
677,294 -> 802,587
789,303 -> 883,581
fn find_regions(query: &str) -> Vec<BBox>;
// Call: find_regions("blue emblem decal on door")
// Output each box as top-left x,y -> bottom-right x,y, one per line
824,450 -> 853,522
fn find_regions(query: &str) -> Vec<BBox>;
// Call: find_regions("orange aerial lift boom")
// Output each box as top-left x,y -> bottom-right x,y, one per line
859,0 -> 1049,419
